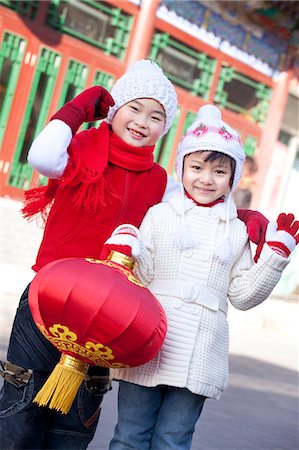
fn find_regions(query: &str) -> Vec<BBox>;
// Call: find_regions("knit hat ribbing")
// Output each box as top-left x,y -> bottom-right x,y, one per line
176,104 -> 245,192
106,60 -> 178,135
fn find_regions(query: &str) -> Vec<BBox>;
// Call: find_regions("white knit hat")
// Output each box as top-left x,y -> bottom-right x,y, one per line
106,60 -> 178,135
176,104 -> 245,192
174,105 -> 246,261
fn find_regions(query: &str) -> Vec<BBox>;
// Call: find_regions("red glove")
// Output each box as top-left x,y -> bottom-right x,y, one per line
50,86 -> 115,135
100,224 -> 140,260
237,209 -> 269,262
266,213 -> 299,258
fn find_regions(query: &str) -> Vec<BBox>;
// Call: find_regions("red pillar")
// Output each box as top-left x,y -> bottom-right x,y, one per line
125,0 -> 160,67
251,69 -> 293,211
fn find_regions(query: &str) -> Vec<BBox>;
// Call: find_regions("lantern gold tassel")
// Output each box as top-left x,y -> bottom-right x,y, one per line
33,354 -> 89,414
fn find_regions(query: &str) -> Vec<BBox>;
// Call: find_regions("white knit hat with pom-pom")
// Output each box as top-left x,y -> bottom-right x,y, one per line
176,104 -> 245,192
174,105 -> 246,262
106,59 -> 178,135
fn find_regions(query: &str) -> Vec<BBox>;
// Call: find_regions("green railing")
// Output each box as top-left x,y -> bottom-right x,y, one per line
154,108 -> 181,170
46,0 -> 133,60
150,33 -> 216,99
37,59 -> 89,187
9,48 -> 61,189
82,69 -> 115,130
243,135 -> 258,156
183,111 -> 197,133
0,32 -> 26,147
0,0 -> 39,19
214,65 -> 272,124
59,59 -> 89,108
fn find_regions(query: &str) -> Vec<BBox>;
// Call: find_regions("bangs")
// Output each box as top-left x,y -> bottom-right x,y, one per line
202,150 -> 234,168
202,151 -> 236,187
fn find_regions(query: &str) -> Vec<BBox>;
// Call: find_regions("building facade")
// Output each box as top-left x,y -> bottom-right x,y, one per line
0,0 -> 298,213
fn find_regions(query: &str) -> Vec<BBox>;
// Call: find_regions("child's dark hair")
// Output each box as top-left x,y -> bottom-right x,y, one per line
201,151 -> 236,188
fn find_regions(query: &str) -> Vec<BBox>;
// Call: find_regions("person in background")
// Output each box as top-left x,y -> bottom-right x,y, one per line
103,105 -> 299,450
233,155 -> 258,208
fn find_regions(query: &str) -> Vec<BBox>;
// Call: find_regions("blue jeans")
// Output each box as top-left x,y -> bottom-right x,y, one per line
0,285 -> 111,449
109,381 -> 206,450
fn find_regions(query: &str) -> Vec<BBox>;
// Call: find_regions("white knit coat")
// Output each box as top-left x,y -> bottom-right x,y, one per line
112,190 -> 289,400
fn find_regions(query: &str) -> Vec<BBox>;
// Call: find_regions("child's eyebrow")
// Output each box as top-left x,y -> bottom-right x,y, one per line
188,157 -> 204,164
189,157 -> 229,167
152,109 -> 165,117
131,99 -> 165,117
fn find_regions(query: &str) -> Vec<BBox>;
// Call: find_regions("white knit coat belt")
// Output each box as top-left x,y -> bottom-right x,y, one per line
147,280 -> 228,315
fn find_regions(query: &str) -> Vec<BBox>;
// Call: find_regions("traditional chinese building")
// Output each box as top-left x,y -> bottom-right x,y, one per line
0,0 -> 298,216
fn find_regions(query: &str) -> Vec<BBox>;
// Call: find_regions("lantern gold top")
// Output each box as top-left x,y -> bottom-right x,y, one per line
107,250 -> 135,271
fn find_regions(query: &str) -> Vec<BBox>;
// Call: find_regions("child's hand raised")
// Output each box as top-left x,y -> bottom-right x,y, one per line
266,213 -> 299,258
237,209 -> 269,262
100,224 -> 141,260
51,86 -> 115,135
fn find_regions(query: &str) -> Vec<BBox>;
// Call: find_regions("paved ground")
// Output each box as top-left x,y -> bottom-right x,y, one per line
91,312 -> 298,450
1,287 -> 298,450
93,358 -> 298,450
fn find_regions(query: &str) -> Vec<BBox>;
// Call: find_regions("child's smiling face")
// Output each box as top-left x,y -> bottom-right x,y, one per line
183,151 -> 233,204
111,98 -> 166,147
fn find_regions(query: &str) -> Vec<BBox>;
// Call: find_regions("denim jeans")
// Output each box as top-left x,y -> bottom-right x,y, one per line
0,285 -> 111,449
109,381 -> 206,450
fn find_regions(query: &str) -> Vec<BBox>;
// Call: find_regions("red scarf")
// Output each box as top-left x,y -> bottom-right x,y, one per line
185,190 -> 224,207
22,122 -> 154,220
109,131 -> 154,170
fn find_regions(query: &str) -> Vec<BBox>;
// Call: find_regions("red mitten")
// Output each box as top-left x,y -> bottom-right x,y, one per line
100,224 -> 140,260
253,228 -> 267,263
237,209 -> 269,262
237,209 -> 269,244
266,213 -> 299,258
50,86 -> 115,135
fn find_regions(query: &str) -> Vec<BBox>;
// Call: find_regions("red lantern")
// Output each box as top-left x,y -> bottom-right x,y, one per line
29,251 -> 167,413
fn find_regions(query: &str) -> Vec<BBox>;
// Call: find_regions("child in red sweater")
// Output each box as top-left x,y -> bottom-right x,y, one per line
0,60 -> 267,449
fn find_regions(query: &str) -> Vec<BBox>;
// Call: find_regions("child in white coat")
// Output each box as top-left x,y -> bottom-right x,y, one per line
103,104 -> 299,450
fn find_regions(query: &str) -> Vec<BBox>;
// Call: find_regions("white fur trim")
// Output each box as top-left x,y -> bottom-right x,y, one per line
267,229 -> 296,253
265,221 -> 278,240
107,224 -> 141,257
112,224 -> 140,239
